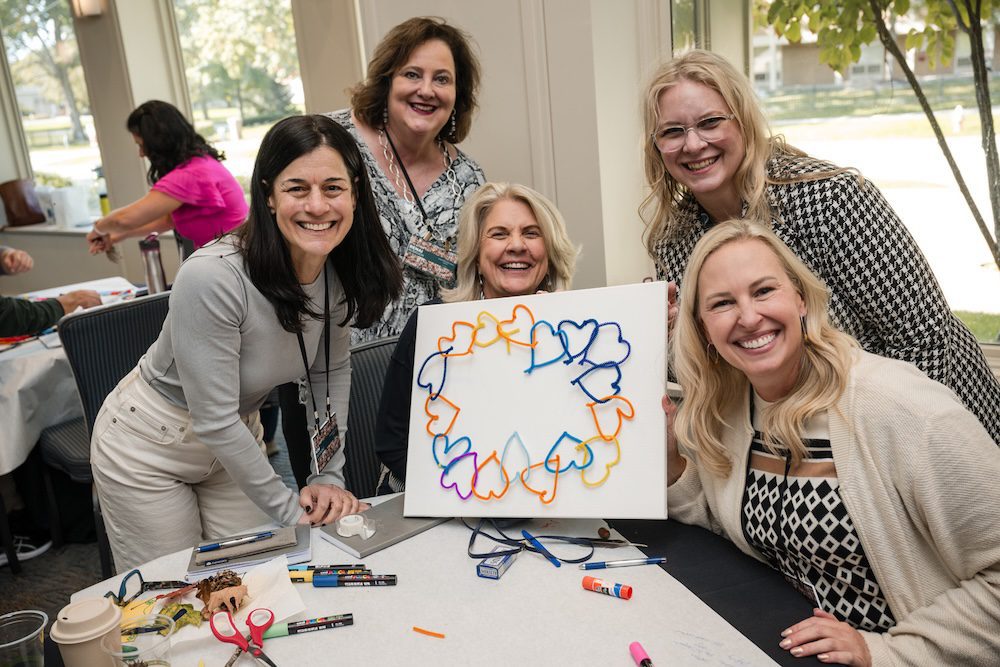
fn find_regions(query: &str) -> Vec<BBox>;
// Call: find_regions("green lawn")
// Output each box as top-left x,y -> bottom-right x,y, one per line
955,311 -> 1000,343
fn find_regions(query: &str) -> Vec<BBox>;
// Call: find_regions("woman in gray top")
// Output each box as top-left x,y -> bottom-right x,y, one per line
91,115 -> 402,570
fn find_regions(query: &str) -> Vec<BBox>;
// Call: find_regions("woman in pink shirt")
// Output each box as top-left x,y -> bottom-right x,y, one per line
87,100 -> 248,259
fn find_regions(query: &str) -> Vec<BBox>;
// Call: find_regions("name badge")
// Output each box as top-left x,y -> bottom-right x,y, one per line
402,234 -> 457,283
311,413 -> 341,474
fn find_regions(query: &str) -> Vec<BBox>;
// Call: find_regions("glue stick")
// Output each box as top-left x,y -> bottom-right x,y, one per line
582,575 -> 632,600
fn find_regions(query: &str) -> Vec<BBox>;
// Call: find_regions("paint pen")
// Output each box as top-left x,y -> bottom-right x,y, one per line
288,564 -> 365,571
289,569 -> 370,583
262,613 -> 353,639
629,641 -> 653,666
582,575 -> 632,600
313,574 -> 397,588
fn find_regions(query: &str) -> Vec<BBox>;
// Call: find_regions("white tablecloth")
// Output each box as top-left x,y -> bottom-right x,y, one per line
73,517 -> 779,666
0,337 -> 82,475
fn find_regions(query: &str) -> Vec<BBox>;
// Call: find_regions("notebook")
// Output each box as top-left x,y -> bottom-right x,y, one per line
185,524 -> 312,581
318,494 -> 449,558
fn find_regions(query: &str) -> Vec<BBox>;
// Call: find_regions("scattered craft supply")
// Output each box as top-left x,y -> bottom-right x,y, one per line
582,575 -> 633,600
159,602 -> 201,631
413,626 -> 446,639
196,570 -> 247,619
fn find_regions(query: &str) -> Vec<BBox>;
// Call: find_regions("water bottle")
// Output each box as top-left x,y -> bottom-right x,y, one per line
139,233 -> 167,294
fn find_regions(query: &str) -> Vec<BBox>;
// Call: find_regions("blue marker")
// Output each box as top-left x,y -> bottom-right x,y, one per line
580,557 -> 666,570
521,529 -> 561,568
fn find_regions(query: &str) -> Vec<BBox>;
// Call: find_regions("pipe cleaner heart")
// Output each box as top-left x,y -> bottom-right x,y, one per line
438,320 -> 476,357
587,395 -> 635,441
440,451 -> 478,500
499,304 -> 536,348
544,431 -> 592,474
473,310 -> 503,348
499,431 -> 532,486
581,322 -> 632,367
432,434 -> 471,469
424,394 -> 460,436
472,451 -> 510,500
557,319 -> 598,363
526,320 -> 568,374
416,349 -> 449,399
579,436 -> 621,487
571,363 -> 622,404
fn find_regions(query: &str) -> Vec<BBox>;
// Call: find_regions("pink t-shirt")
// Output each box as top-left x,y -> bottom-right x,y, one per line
152,155 -> 248,248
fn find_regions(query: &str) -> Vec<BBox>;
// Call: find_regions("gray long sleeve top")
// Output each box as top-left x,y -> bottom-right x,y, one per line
139,239 -> 350,525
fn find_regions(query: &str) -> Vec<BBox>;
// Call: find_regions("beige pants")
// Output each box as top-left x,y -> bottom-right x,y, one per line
91,368 -> 270,573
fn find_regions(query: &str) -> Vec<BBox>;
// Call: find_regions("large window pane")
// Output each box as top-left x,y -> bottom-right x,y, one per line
2,1 -> 104,226
752,13 -> 1000,343
173,0 -> 303,191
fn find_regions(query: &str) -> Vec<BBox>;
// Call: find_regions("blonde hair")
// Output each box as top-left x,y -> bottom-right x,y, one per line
441,182 -> 579,303
638,51 -> 856,271
672,219 -> 857,476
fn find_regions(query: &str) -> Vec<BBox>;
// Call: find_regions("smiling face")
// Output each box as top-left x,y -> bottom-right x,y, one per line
267,145 -> 356,284
697,239 -> 806,401
386,39 -> 456,140
477,198 -> 549,299
655,79 -> 745,220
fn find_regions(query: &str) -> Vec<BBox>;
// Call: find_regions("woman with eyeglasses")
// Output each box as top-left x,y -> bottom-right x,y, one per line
642,49 -> 1000,445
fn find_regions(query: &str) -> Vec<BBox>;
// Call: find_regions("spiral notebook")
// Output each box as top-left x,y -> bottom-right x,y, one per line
318,494 -> 449,558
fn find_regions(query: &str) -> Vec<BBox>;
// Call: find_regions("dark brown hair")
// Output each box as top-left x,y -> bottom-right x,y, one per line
350,16 -> 480,143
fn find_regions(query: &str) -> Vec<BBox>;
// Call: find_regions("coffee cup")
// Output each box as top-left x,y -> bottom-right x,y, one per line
50,597 -> 122,667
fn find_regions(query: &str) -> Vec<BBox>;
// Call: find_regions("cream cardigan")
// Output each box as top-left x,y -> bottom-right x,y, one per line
669,350 -> 1000,665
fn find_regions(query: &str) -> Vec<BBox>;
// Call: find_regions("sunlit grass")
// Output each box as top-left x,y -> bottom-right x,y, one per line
955,311 -> 1000,343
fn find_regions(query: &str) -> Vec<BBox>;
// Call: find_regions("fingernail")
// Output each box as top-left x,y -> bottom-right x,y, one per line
818,655 -> 828,662
780,629 -> 791,637
779,639 -> 791,649
791,647 -> 803,656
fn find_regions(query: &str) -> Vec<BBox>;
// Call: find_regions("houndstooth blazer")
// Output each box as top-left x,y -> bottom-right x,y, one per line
653,151 -> 1000,445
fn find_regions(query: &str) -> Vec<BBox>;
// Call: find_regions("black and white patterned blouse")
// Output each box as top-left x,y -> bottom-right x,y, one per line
741,404 -> 896,632
653,150 -> 1000,445
327,109 -> 486,343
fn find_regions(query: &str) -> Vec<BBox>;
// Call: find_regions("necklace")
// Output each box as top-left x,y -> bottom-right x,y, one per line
378,127 -> 460,203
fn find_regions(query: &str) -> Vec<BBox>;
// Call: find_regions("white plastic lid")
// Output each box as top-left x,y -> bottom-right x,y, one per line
49,598 -> 121,645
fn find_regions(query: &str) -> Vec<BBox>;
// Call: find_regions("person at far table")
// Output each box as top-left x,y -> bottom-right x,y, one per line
667,218 -> 1000,666
90,115 -> 402,572
641,49 -> 1000,445
0,246 -> 100,337
374,182 -> 579,493
87,100 -> 248,260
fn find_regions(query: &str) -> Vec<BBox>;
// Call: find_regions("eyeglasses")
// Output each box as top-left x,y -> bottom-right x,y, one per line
651,114 -> 736,153
104,569 -> 189,607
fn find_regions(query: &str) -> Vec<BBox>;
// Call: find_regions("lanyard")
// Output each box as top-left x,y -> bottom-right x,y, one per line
295,264 -> 331,432
384,130 -> 430,223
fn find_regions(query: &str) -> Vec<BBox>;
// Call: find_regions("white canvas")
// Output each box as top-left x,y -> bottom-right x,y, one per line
403,282 -> 668,518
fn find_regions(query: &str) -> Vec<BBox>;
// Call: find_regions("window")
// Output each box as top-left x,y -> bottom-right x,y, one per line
172,0 -> 304,192
752,15 -> 1000,344
1,1 -> 105,226
672,0 -> 703,54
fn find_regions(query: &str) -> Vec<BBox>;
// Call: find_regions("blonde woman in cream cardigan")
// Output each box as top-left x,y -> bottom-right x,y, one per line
667,219 -> 1000,666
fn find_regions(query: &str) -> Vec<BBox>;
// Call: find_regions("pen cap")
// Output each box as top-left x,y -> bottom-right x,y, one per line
629,641 -> 651,664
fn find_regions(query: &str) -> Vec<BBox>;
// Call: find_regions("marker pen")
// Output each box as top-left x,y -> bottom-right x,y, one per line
629,641 -> 653,666
262,614 -> 353,639
289,569 -> 370,583
288,564 -> 365,571
312,574 -> 397,588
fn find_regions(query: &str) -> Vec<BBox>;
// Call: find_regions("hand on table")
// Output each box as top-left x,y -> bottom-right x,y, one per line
56,289 -> 102,315
0,248 -> 33,274
297,484 -> 369,526
780,608 -> 871,665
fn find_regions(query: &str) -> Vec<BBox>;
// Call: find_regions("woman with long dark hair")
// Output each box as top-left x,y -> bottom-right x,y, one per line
87,100 -> 247,259
90,115 -> 402,571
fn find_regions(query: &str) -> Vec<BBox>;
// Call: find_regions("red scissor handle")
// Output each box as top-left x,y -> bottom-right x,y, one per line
246,608 -> 275,650
210,611 -> 249,652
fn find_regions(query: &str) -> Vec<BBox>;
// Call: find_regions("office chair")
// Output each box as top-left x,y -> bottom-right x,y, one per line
343,336 -> 399,499
38,291 -> 170,578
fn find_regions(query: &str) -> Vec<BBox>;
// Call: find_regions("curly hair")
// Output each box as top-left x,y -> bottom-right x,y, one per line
350,16 -> 481,143
126,100 -> 222,184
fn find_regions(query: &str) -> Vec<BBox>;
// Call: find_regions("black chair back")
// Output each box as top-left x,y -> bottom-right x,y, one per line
344,336 -> 398,498
58,292 -> 170,435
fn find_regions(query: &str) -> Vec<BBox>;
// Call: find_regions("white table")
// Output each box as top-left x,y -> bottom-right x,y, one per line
72,518 -> 779,666
0,336 -> 81,475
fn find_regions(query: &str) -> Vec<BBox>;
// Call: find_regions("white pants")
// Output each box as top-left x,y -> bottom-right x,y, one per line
91,368 -> 270,572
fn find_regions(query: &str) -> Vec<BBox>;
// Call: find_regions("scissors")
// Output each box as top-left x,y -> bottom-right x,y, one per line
211,608 -> 277,666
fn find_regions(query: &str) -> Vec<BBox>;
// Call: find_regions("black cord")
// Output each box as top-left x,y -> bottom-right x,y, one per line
462,518 -> 595,564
